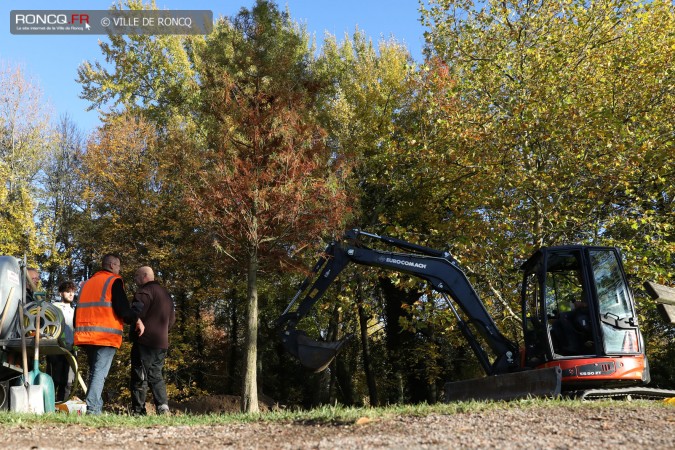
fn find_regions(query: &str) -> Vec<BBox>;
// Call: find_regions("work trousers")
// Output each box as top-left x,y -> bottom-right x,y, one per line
46,354 -> 74,402
130,342 -> 168,414
81,345 -> 117,415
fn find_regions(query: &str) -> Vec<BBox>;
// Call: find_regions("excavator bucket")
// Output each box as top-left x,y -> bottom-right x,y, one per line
644,282 -> 675,324
444,367 -> 562,402
280,329 -> 349,372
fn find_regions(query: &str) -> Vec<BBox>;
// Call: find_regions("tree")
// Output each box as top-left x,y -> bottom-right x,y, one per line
317,31 -> 417,228
413,0 -> 674,379
77,111 -> 225,401
314,23 -> 515,404
186,0 -> 349,412
37,114 -> 86,292
78,0 -> 200,129
0,60 -> 53,264
419,0 -> 674,262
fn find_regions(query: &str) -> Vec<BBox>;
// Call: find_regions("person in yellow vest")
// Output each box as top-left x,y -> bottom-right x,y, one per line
74,253 -> 145,415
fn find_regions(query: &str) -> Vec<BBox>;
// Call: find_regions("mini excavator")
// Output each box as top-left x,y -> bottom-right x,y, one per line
276,229 -> 675,401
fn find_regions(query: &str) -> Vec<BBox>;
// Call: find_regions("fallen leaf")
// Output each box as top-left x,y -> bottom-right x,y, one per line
355,417 -> 372,425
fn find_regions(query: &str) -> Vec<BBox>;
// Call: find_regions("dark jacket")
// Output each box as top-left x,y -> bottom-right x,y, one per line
130,280 -> 175,349
111,278 -> 141,324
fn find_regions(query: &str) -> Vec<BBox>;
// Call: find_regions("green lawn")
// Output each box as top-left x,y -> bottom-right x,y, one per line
1,398 -> 672,427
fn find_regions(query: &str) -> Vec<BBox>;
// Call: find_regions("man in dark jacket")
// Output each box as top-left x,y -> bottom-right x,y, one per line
129,266 -> 175,415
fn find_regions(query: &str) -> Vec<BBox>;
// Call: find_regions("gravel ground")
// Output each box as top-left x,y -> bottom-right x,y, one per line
2,404 -> 674,449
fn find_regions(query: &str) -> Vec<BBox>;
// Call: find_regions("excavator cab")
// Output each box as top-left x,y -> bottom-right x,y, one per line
521,246 -> 647,388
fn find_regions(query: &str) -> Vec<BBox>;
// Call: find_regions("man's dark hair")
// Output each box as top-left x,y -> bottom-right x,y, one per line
101,253 -> 121,267
58,281 -> 77,293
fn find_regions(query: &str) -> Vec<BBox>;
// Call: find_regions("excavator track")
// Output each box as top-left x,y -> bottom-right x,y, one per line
568,387 -> 675,400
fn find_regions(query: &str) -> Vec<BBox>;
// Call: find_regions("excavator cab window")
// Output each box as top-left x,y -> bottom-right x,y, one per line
589,249 -> 640,355
522,271 -> 548,366
543,251 -> 596,357
520,249 -> 598,359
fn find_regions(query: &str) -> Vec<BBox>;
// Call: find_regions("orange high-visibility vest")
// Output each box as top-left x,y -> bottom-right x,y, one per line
74,271 -> 124,348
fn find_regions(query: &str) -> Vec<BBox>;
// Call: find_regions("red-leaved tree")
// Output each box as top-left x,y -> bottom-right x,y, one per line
185,0 -> 350,412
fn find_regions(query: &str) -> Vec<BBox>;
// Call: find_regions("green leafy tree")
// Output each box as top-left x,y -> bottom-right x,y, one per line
77,0 -> 201,129
413,0 -> 674,381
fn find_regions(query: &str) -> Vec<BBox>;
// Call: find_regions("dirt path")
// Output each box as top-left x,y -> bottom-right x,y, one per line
2,404 -> 674,449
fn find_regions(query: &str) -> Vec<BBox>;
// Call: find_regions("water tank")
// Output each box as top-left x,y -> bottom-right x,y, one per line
0,256 -> 22,339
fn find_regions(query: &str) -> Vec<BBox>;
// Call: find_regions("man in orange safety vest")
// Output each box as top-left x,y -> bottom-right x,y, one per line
75,253 -> 144,415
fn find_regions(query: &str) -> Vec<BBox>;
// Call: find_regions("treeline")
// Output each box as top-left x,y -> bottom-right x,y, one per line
1,0 -> 673,410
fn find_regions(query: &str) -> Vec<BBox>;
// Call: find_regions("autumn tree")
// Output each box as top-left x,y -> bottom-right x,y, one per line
317,32 -> 451,403
318,25 -> 509,402
0,60 -> 53,266
76,112 -> 224,400
187,0 -> 349,412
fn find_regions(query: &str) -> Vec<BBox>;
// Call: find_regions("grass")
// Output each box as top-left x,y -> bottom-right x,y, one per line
0,398 -> 671,427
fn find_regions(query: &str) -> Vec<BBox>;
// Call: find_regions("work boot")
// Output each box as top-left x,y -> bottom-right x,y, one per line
130,407 -> 147,416
157,404 -> 170,416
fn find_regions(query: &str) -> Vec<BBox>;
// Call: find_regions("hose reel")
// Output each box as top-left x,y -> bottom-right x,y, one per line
21,302 -> 63,340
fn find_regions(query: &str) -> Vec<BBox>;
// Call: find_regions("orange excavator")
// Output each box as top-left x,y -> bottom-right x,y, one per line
276,229 -> 675,401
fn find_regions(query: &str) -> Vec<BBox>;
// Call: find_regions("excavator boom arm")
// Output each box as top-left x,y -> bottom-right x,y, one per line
277,230 -> 519,374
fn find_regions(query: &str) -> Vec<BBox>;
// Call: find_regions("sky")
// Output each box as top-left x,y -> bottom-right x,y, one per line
0,0 -> 427,135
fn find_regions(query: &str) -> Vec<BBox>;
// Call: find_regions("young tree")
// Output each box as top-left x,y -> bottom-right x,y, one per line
187,0 -> 349,412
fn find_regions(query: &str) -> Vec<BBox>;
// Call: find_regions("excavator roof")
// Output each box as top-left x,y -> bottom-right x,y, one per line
519,244 -> 619,272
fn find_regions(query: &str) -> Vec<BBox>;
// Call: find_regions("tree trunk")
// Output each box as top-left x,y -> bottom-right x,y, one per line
357,282 -> 378,406
241,246 -> 259,413
194,297 -> 205,387
226,288 -> 238,394
380,276 -> 427,403
327,302 -> 341,405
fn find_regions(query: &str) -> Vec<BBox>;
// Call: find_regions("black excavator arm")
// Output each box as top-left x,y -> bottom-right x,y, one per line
276,229 -> 520,375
